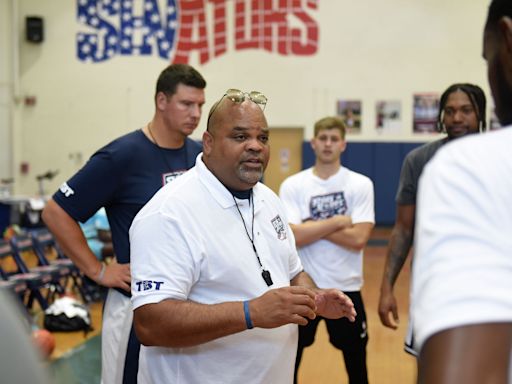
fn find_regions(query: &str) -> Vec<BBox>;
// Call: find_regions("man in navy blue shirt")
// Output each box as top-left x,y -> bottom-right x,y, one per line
42,64 -> 206,384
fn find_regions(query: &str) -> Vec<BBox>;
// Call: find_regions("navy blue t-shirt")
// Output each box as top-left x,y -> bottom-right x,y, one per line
53,129 -> 202,266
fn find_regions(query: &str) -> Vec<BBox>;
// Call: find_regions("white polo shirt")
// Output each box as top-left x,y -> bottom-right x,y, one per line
130,154 -> 303,384
279,166 -> 375,291
413,127 -> 512,351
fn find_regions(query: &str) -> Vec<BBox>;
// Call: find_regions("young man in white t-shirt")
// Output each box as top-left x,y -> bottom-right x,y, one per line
280,116 -> 375,384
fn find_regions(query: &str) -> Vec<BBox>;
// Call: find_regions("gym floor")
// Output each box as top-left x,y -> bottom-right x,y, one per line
47,227 -> 416,383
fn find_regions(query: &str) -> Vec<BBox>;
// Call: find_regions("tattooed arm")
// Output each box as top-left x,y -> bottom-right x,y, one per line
377,204 -> 415,329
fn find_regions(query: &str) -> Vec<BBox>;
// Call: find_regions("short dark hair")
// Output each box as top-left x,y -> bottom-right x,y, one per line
486,0 -> 512,31
314,116 -> 346,139
437,83 -> 487,131
155,64 -> 206,99
206,99 -> 222,132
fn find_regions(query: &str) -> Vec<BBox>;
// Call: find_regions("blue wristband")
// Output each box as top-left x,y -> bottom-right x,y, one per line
243,300 -> 253,329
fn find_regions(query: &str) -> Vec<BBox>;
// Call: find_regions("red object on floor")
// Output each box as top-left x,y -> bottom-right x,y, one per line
32,328 -> 56,358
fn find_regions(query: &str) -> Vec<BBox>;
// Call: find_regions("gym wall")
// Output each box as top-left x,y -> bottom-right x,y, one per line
0,0 -> 490,223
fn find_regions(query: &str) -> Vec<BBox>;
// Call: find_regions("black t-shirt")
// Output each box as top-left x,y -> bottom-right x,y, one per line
396,138 -> 447,205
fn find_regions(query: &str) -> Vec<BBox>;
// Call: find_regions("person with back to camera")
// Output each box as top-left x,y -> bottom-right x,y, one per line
377,82 -> 487,355
41,64 -> 206,384
412,1 -> 512,382
279,116 -> 375,384
129,89 -> 357,384
80,207 -> 113,262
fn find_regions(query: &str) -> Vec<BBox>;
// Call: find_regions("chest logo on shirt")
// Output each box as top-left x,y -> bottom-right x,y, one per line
271,215 -> 287,240
162,170 -> 186,186
310,192 -> 347,220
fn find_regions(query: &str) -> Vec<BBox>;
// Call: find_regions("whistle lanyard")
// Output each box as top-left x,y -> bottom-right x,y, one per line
232,192 -> 273,287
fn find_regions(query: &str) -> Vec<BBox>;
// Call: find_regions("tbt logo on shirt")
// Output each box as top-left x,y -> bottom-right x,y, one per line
271,215 -> 287,240
310,192 -> 347,219
134,280 -> 164,292
59,182 -> 75,197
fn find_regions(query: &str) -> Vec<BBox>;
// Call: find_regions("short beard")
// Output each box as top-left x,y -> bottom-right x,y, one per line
237,167 -> 263,186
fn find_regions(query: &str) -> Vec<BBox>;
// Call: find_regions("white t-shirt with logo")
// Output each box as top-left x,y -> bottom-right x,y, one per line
130,154 -> 303,384
279,166 -> 375,291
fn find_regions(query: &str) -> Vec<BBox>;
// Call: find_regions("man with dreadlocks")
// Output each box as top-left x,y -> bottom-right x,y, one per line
377,83 -> 487,356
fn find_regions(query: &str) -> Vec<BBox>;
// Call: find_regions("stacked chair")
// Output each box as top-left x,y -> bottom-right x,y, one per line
0,238 -> 54,310
30,228 -> 95,303
0,240 -> 28,298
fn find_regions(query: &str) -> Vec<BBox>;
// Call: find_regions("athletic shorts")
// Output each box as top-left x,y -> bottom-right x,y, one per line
298,291 -> 368,350
101,289 -> 140,384
404,315 -> 419,357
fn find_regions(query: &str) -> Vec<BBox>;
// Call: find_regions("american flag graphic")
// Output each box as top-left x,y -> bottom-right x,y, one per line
77,0 -> 319,64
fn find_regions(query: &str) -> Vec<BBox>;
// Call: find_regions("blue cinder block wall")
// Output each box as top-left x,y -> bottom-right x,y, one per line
302,142 -> 425,225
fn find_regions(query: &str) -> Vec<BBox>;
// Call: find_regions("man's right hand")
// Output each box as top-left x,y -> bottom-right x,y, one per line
97,259 -> 131,292
248,286 -> 318,328
378,287 -> 399,329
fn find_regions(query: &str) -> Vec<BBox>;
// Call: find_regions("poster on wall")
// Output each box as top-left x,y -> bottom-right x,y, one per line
337,100 -> 362,134
375,100 -> 401,134
279,148 -> 291,173
413,93 -> 439,134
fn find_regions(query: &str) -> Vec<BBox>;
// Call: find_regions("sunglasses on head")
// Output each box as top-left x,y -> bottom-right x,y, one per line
207,89 -> 268,130
223,89 -> 267,109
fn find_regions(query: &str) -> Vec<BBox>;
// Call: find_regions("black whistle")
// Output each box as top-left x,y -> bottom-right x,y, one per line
262,270 -> 273,287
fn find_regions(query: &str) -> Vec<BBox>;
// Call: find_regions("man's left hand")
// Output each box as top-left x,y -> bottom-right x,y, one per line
314,289 -> 356,321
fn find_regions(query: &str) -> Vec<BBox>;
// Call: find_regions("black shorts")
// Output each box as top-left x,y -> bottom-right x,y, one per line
295,291 -> 369,384
298,291 -> 368,351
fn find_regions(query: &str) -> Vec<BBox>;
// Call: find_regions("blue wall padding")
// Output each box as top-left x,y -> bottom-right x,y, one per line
373,144 -> 403,224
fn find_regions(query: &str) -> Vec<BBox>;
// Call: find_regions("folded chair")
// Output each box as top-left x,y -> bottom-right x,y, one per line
9,235 -> 66,309
0,264 -> 28,296
0,238 -> 51,310
30,228 -> 95,303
